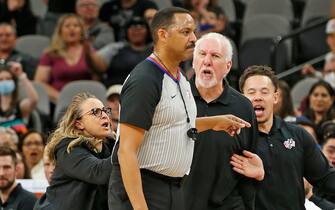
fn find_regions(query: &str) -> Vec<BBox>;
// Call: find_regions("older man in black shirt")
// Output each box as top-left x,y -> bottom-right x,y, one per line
184,33 -> 263,210
237,65 -> 335,210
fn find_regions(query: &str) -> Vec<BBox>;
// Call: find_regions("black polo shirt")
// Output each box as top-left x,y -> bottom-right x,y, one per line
184,78 -> 258,210
256,116 -> 335,210
0,183 -> 37,210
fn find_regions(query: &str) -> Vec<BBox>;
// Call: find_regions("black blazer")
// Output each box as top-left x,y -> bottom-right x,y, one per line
34,137 -> 114,210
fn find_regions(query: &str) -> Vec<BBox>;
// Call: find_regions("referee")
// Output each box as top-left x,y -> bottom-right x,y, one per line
108,7 -> 250,210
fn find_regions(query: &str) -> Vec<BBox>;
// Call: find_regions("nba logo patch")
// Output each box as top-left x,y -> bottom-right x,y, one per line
283,138 -> 295,149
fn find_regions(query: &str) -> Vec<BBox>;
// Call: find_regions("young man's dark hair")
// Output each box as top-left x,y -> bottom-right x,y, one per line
0,146 -> 17,165
239,65 -> 279,93
150,7 -> 191,44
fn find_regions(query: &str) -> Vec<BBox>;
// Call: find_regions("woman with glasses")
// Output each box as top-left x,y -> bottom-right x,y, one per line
34,92 -> 114,210
19,130 -> 46,180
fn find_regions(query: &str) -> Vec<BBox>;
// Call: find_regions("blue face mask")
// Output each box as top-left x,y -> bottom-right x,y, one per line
0,80 -> 15,95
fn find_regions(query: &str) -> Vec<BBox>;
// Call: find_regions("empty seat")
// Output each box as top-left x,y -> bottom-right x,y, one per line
298,17 -> 329,63
18,81 -> 50,117
299,0 -> 331,63
152,0 -> 172,9
244,0 -> 294,22
217,0 -> 236,23
15,35 -> 50,60
30,0 -> 47,18
239,15 -> 291,73
291,77 -> 319,108
301,0 -> 332,26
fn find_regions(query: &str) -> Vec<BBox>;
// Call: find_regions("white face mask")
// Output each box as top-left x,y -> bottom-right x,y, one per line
324,72 -> 335,88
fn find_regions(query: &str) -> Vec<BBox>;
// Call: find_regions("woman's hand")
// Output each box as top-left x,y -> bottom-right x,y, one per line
230,150 -> 264,181
212,114 -> 251,136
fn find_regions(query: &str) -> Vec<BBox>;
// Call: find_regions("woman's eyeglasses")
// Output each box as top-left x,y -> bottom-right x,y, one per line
79,107 -> 112,119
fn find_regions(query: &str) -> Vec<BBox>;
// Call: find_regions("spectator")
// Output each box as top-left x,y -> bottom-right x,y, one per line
274,80 -> 296,121
32,148 -> 54,210
34,92 -> 114,210
42,148 -> 54,184
302,53 -> 335,88
321,130 -> 335,167
0,146 -> 37,210
15,151 -> 30,179
183,0 -> 210,21
34,14 -> 107,104
304,178 -> 335,210
18,131 -> 46,180
0,63 -> 38,135
197,5 -> 228,37
302,19 -> 335,88
295,115 -> 318,143
143,7 -> 157,26
38,0 -> 77,36
106,84 -> 122,133
301,80 -> 335,142
75,0 -> 115,50
0,0 -> 37,36
98,16 -> 151,87
99,0 -> 157,41
0,23 -> 38,80
0,127 -> 18,151
313,121 -> 335,204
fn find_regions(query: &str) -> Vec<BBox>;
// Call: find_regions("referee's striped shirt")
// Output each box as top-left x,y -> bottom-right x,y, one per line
112,57 -> 197,177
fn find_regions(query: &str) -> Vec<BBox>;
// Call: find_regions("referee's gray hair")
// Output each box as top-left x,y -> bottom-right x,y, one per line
194,32 -> 233,62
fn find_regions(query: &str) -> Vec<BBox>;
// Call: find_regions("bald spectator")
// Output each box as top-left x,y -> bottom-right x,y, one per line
76,0 -> 115,49
99,0 -> 157,41
0,23 -> 38,79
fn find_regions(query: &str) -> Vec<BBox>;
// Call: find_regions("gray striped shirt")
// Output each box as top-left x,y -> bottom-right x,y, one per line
113,58 -> 197,177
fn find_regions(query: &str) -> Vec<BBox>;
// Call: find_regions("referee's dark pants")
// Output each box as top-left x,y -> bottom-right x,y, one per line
108,165 -> 185,210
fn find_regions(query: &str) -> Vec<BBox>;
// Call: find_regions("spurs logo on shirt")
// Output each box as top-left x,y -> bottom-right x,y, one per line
283,138 -> 295,149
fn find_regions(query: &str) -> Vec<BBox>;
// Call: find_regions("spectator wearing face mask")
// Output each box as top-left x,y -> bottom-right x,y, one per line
0,62 -> 38,135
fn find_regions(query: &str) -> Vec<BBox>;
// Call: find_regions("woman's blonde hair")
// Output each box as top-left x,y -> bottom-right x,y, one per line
46,14 -> 86,57
47,92 -> 98,162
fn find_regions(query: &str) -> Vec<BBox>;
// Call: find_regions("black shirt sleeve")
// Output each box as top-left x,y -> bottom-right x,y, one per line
237,100 -> 259,209
119,65 -> 162,130
310,194 -> 335,210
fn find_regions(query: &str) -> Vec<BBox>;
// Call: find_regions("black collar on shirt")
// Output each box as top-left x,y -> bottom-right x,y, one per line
259,115 -> 291,138
190,76 -> 232,105
1,183 -> 21,206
